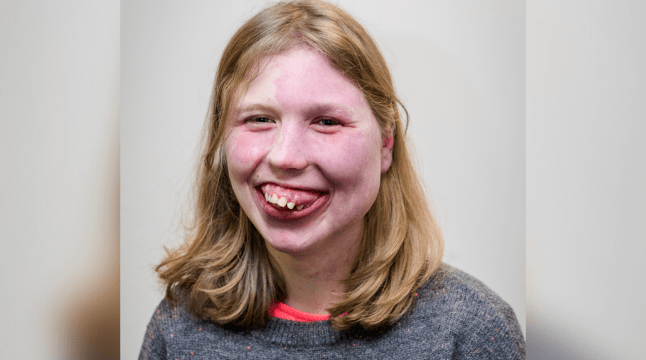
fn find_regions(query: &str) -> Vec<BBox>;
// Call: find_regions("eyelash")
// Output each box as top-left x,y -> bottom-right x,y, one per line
248,116 -> 274,123
245,116 -> 344,127
315,118 -> 342,126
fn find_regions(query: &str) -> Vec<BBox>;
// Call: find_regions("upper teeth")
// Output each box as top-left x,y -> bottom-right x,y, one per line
277,197 -> 287,207
265,192 -> 304,210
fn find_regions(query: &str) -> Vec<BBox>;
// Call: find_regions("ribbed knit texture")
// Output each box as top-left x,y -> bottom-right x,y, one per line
139,264 -> 525,359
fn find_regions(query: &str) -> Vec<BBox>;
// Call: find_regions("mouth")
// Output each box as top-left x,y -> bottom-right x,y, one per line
255,183 -> 329,220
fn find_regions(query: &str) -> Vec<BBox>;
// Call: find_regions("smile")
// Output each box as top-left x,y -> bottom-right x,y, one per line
256,183 -> 329,219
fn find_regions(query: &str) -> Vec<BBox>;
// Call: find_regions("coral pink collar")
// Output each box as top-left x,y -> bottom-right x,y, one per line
268,302 -> 330,322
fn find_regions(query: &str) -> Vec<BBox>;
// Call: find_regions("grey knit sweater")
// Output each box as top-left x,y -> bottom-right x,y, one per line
139,265 -> 525,359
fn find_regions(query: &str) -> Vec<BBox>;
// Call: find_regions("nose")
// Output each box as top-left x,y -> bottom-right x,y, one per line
266,121 -> 308,171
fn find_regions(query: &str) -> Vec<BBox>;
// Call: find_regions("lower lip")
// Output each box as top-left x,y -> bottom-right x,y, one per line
255,188 -> 329,220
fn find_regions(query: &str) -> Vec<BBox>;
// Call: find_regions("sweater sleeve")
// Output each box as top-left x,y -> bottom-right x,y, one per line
139,300 -> 169,360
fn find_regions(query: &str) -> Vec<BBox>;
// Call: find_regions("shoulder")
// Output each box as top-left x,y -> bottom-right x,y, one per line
139,294 -> 207,360
421,264 -> 520,323
410,264 -> 526,359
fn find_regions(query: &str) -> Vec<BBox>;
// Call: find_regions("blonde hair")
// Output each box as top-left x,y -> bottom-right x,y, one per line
157,0 -> 444,331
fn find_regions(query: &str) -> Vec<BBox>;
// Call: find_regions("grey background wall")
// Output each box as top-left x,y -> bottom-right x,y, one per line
121,1 -> 525,359
2,0 -> 645,359
526,1 -> 646,359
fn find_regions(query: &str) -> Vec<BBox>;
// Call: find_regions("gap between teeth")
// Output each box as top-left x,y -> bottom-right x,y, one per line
265,192 -> 304,210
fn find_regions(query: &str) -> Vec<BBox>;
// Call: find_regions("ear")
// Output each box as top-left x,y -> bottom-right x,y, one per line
381,126 -> 393,174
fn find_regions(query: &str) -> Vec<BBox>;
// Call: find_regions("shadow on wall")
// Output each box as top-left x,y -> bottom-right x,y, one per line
46,135 -> 121,360
50,241 -> 120,360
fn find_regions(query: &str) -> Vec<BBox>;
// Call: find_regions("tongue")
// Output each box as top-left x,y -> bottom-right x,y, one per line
260,183 -> 323,206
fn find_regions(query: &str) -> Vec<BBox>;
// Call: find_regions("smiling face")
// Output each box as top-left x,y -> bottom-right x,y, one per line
224,46 -> 392,256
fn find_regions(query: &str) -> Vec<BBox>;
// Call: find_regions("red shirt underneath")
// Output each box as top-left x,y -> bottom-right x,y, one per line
268,302 -> 330,322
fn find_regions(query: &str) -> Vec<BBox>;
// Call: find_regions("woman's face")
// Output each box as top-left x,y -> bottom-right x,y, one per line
224,46 -> 392,255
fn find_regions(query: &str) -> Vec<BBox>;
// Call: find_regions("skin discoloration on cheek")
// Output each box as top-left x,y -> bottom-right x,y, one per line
308,129 -> 375,170
226,130 -> 270,167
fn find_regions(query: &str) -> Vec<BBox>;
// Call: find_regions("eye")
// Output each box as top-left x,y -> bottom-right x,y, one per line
314,118 -> 342,126
249,116 -> 274,123
243,116 -> 276,131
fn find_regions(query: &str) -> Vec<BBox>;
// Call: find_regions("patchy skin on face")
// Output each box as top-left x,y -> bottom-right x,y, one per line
224,46 -> 391,257
272,48 -> 380,184
226,72 -> 281,167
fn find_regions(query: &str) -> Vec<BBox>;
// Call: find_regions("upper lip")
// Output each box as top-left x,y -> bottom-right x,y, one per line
255,181 -> 328,193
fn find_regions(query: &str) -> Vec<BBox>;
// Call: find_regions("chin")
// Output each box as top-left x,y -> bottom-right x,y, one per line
262,231 -> 319,255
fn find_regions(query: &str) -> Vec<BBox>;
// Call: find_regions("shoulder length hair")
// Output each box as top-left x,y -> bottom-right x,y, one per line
157,0 -> 444,331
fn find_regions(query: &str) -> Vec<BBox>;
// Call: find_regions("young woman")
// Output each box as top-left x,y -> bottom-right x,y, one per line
140,1 -> 525,358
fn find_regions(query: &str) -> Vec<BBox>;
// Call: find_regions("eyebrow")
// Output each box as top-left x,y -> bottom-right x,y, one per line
235,103 -> 277,115
304,103 -> 353,119
235,102 -> 354,119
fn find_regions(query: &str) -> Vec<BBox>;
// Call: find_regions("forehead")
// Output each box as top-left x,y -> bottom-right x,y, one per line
235,47 -> 370,116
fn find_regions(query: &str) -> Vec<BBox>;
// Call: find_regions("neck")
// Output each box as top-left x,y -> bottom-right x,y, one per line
267,229 -> 361,315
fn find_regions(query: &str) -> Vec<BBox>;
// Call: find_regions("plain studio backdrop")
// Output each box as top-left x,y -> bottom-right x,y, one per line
121,1 -> 525,358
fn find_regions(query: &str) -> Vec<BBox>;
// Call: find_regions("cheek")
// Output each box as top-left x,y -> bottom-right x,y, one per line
225,132 -> 271,173
314,133 -> 382,185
